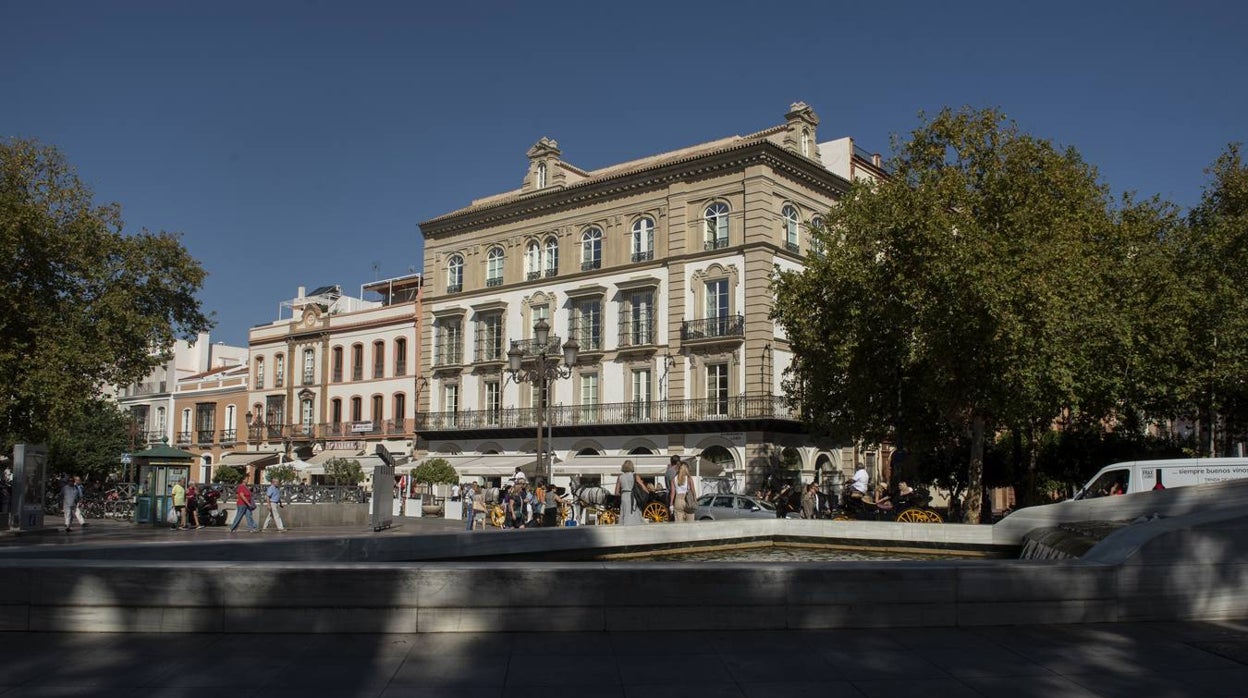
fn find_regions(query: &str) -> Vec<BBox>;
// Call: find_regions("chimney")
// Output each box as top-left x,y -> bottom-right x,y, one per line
297,286 -> 306,298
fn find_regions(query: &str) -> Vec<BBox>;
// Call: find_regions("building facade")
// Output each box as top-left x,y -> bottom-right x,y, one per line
170,363 -> 250,482
113,332 -> 248,454
416,103 -> 887,490
245,276 -> 423,474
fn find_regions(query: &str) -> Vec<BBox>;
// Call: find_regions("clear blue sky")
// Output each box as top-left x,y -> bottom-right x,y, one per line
4,1 -> 1245,346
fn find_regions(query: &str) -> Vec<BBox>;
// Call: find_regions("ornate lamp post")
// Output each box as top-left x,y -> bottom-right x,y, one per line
506,318 -> 577,485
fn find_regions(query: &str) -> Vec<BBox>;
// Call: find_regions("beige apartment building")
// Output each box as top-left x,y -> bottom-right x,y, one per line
416,102 -> 887,491
244,275 -> 422,476
171,363 -> 251,482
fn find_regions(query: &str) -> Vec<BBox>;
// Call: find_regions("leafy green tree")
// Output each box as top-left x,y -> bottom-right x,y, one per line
0,138 -> 211,449
323,458 -> 364,486
212,466 -> 245,485
411,458 -> 458,502
774,107 -> 1150,521
1168,144 -> 1248,454
46,398 -> 130,481
265,463 -> 298,485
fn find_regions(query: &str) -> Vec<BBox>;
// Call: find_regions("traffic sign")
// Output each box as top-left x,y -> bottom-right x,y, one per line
120,453 -> 132,464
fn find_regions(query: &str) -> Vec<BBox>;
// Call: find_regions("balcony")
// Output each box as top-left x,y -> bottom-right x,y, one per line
128,381 -> 168,396
618,317 -> 656,349
219,429 -> 237,444
544,268 -> 558,278
196,429 -> 215,445
681,314 -> 745,342
704,238 -> 729,251
415,394 -> 798,433
785,241 -> 800,254
581,259 -> 602,271
631,250 -> 654,263
527,270 -> 541,281
447,283 -> 463,294
486,277 -> 504,287
176,431 -> 192,445
142,430 -> 165,443
510,336 -> 561,358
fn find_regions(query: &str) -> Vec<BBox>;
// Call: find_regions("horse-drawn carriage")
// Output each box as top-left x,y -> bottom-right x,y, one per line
568,479 -> 671,524
833,483 -> 943,523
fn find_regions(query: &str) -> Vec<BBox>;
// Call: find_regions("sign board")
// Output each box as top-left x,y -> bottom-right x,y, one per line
120,453 -> 132,464
350,421 -> 375,434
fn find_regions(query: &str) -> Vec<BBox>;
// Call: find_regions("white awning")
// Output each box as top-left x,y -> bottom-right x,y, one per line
552,454 -> 676,476
420,454 -> 536,477
307,450 -> 364,466
217,451 -> 281,467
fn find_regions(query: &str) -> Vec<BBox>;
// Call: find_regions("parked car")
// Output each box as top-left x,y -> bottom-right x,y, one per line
694,494 -> 778,521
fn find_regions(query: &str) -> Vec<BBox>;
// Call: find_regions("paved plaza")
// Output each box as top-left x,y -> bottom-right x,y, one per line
3,518 -> 1248,697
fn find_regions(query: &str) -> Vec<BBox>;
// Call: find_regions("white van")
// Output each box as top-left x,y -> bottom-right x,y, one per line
1071,457 -> 1248,500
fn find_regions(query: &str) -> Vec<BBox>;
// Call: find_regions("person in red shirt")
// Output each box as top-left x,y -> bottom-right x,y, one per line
229,481 -> 258,533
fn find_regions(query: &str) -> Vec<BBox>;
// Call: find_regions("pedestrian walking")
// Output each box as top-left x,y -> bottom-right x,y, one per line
61,476 -> 85,532
229,481 -> 259,533
73,476 -> 88,528
170,478 -> 187,530
671,463 -> 697,523
614,460 -> 649,525
262,479 -> 288,532
186,481 -> 201,529
801,483 -> 817,519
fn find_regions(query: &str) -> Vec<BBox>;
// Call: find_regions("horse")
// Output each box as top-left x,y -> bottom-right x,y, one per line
568,477 -> 621,524
770,484 -> 803,519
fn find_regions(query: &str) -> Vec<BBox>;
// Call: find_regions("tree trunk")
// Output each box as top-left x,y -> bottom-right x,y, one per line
964,414 -> 985,524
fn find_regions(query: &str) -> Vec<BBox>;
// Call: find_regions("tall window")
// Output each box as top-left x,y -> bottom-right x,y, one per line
447,254 -> 464,293
707,363 -> 729,416
332,346 -> 343,382
704,202 -> 729,249
572,299 -> 601,350
300,398 -> 314,435
180,409 -> 192,443
445,384 -> 459,427
485,380 -> 501,425
274,354 -> 285,387
438,319 -> 463,365
581,227 -> 602,270
809,215 -> 825,258
331,398 -> 342,426
486,247 -> 504,286
223,405 -> 235,441
195,404 -> 215,443
526,241 -> 542,279
156,406 -> 167,433
394,338 -> 407,376
371,395 -> 383,425
302,348 -> 315,385
477,313 -> 504,362
350,396 -> 362,422
372,340 -> 385,378
536,161 -> 547,188
632,369 -> 652,420
706,278 -> 729,336
801,129 -> 810,157
254,357 -> 265,389
580,372 -> 599,422
351,344 -> 363,381
631,217 -> 654,262
544,237 -> 559,276
393,393 -> 406,425
782,204 -> 800,252
626,291 -> 653,346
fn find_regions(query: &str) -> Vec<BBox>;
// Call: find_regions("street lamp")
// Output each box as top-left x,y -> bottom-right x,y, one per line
507,318 -> 578,485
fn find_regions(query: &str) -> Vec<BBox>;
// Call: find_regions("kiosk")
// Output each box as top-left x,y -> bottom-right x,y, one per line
131,442 -> 197,526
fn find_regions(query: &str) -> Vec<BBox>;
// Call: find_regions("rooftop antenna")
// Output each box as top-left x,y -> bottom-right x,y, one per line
371,262 -> 381,280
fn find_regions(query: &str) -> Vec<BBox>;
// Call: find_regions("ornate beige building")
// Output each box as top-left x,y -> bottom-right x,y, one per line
416,103 -> 885,491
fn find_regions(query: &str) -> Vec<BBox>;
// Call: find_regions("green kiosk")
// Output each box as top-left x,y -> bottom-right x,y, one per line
131,441 -> 197,526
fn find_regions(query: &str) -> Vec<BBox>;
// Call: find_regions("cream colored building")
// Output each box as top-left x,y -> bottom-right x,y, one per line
171,363 -> 250,482
417,103 -> 887,491
245,275 -> 422,476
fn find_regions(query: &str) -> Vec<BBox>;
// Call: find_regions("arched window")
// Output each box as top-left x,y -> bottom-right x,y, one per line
274,353 -> 285,387
801,129 -> 810,157
302,348 -> 315,385
447,254 -> 464,293
331,398 -> 342,426
331,346 -> 343,382
254,356 -> 265,389
782,204 -> 800,252
581,227 -> 602,270
631,217 -> 654,262
351,344 -> 363,381
393,393 -> 406,423
371,395 -> 384,424
394,337 -> 407,376
526,241 -> 542,279
350,396 -> 362,422
536,161 -> 547,188
704,202 -> 729,249
372,340 -> 385,378
486,247 -> 504,286
544,236 -> 559,277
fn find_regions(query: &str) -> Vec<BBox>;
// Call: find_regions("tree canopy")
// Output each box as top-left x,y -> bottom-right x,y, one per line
411,458 -> 458,487
0,138 -> 211,448
773,107 -> 1188,521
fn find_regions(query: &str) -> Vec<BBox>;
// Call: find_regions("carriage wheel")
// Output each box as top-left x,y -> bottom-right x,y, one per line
832,513 -> 852,521
598,509 -> 618,525
896,507 -> 941,523
559,503 -> 572,524
489,505 -> 506,528
643,502 -> 669,523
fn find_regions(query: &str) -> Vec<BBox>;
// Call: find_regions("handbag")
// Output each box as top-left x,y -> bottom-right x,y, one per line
682,489 -> 697,514
472,499 -> 486,513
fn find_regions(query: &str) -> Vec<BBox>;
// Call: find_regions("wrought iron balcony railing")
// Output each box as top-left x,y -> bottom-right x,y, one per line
475,340 -> 507,363
631,250 -> 654,263
618,316 -> 655,348
196,429 -> 215,444
143,430 -> 165,443
544,268 -> 558,278
176,431 -> 192,444
704,237 -> 729,251
219,429 -> 237,444
785,241 -> 800,254
681,314 -> 745,341
486,277 -> 504,287
509,336 -> 561,357
527,270 -> 541,281
581,259 -> 601,271
447,283 -> 463,294
415,394 -> 797,432
434,343 -> 464,367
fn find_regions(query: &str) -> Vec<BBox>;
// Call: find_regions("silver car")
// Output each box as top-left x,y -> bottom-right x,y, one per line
694,494 -> 778,520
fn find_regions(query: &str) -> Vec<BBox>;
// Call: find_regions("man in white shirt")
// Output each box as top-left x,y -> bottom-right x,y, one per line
851,465 -> 870,496
450,483 -> 461,501
511,467 -> 528,487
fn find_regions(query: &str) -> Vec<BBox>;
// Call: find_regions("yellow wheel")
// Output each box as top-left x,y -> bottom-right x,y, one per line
489,505 -> 506,528
559,503 -> 572,524
896,507 -> 942,523
832,513 -> 852,521
598,509 -> 618,525
643,501 -> 669,523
